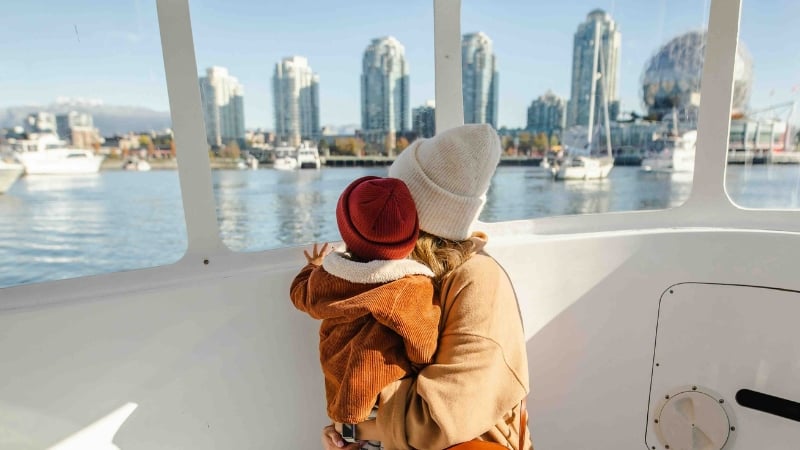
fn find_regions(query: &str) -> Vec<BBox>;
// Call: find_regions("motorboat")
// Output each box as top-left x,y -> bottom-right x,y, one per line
296,142 -> 322,169
3,2 -> 799,450
122,158 -> 152,171
272,155 -> 298,170
641,110 -> 697,173
641,130 -> 697,173
10,134 -> 104,175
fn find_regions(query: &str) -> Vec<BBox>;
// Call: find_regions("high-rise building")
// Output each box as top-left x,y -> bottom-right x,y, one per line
412,100 -> 436,139
361,36 -> 409,154
273,56 -> 320,147
56,111 -> 93,140
462,32 -> 498,128
199,66 -> 245,148
567,9 -> 621,129
24,112 -> 57,134
527,91 -> 566,136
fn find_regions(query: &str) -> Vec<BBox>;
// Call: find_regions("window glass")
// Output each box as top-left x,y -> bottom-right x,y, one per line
189,0 -> 434,251
0,1 -> 186,288
463,0 -> 709,222
725,0 -> 800,209
191,0 -> 715,253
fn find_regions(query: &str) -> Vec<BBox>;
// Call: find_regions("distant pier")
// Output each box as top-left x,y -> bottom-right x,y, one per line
323,153 -> 800,167
324,155 -> 546,167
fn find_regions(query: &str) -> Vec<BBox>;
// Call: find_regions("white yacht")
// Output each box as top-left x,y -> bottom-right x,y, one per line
2,2 -> 799,450
641,130 -> 698,173
296,142 -> 322,169
11,134 -> 104,175
271,145 -> 298,170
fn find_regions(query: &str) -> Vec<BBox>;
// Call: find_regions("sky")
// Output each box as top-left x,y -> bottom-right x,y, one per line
1,0 -> 799,130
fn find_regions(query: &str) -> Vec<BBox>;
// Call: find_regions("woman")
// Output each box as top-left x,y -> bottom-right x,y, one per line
321,124 -> 531,450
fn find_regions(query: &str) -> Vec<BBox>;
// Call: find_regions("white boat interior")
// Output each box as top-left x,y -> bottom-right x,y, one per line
3,1 -> 800,449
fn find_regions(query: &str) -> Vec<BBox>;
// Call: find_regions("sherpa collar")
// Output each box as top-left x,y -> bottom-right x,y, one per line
323,251 -> 434,284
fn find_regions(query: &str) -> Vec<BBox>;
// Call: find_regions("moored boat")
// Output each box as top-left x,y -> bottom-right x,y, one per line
10,134 -> 104,175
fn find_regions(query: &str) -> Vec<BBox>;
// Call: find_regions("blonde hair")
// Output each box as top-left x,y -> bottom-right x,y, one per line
411,231 -> 481,289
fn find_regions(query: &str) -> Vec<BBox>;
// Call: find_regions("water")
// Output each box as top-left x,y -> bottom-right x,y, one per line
2,165 -> 800,288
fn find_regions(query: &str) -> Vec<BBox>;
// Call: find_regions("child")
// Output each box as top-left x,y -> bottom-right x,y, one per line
290,176 -> 440,447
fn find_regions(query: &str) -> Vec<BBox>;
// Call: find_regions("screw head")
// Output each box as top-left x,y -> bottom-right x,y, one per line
203,259 -> 209,265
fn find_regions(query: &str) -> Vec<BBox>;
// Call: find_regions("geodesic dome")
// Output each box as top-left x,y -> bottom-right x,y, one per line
641,30 -> 752,120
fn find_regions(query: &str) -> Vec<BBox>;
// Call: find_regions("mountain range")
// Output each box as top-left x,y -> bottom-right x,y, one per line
0,102 -> 172,136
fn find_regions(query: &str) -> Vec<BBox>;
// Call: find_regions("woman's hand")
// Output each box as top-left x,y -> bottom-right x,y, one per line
304,243 -> 331,266
321,424 -> 364,449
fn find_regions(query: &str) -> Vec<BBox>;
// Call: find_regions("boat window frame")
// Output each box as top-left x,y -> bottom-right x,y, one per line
156,0 -> 798,252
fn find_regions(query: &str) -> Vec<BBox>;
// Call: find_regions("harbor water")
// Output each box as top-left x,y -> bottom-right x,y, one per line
2,165 -> 800,288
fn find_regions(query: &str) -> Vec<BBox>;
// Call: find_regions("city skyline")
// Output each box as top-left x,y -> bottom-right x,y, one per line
1,0 -> 798,130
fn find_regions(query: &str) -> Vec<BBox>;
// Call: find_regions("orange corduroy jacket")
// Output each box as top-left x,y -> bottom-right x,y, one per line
290,251 -> 439,423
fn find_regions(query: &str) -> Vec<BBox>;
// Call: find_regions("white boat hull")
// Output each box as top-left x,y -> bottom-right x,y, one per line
272,157 -> 298,171
0,162 -> 24,194
555,156 -> 614,180
17,150 -> 104,175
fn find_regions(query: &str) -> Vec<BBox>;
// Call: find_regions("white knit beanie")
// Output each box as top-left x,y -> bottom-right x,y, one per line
388,123 -> 501,241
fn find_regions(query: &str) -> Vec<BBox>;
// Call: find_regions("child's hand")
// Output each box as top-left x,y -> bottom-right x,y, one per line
304,243 -> 331,266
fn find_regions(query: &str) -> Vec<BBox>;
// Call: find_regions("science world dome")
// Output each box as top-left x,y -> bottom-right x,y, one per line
641,30 -> 752,120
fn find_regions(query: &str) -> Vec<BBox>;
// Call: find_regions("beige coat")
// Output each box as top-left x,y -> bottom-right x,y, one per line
376,253 -> 531,450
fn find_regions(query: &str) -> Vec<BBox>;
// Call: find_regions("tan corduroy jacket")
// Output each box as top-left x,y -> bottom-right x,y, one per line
376,253 -> 531,450
290,252 -> 439,424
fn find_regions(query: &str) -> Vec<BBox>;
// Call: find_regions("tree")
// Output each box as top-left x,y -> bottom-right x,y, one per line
222,140 -> 241,160
532,132 -> 548,152
549,134 -> 560,149
333,137 -> 365,156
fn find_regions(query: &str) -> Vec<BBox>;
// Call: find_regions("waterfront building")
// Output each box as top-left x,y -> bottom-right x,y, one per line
567,9 -> 621,128
54,111 -> 100,148
199,66 -> 246,148
527,91 -> 566,138
462,32 -> 498,128
273,56 -> 320,147
412,100 -> 436,139
361,36 -> 409,154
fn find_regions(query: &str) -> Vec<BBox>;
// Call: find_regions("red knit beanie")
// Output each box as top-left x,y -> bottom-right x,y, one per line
336,176 -> 419,261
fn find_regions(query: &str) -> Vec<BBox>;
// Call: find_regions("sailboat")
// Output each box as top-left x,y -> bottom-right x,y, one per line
556,24 -> 614,180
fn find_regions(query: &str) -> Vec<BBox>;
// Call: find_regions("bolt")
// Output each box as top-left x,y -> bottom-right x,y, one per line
665,394 -> 670,399
730,426 -> 735,431
656,363 -> 660,367
719,399 -> 725,404
203,259 -> 209,265
692,386 -> 697,390
669,290 -> 674,294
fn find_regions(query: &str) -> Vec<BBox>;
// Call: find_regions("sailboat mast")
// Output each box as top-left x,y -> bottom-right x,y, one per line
599,39 -> 613,157
586,24 -> 601,147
